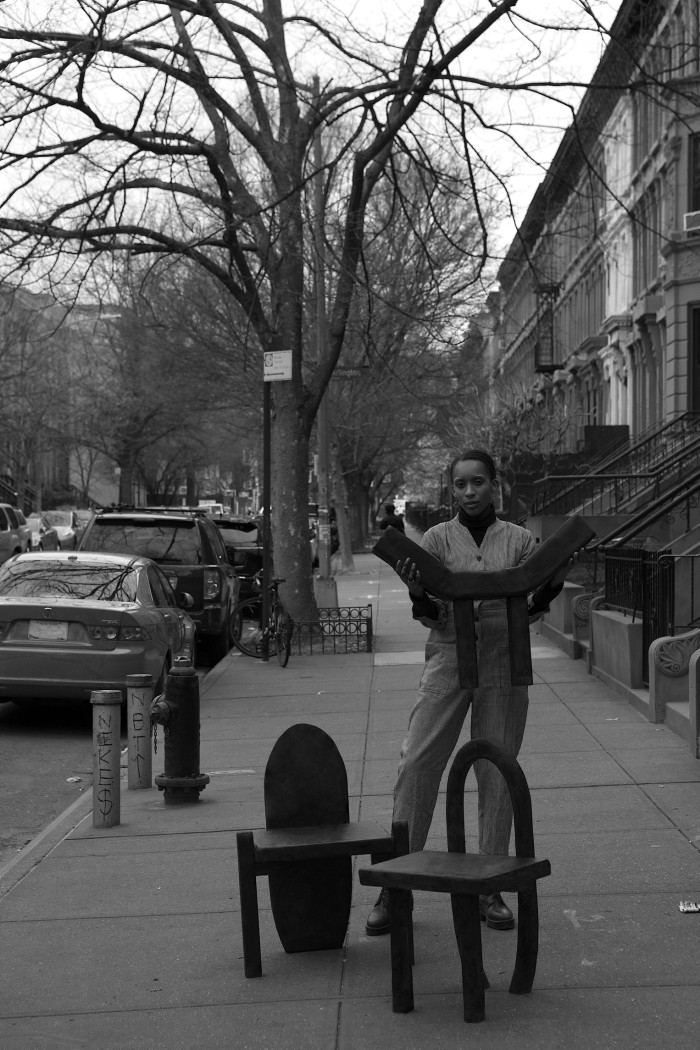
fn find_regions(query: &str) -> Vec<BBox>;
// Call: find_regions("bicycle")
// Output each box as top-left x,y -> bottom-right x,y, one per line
230,572 -> 294,667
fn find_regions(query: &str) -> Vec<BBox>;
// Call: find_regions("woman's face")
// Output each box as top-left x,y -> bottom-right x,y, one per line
451,458 -> 497,517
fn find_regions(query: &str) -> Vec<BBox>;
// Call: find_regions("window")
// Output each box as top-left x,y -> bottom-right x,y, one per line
147,565 -> 176,607
690,135 -> 700,212
691,305 -> 700,413
90,519 -> 202,564
0,561 -> 139,602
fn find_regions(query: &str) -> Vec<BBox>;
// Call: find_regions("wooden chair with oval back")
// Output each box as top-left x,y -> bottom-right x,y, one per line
236,722 -> 401,977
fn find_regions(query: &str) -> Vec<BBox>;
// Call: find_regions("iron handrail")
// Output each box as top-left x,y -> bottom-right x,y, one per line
529,412 -> 700,517
593,467 -> 700,549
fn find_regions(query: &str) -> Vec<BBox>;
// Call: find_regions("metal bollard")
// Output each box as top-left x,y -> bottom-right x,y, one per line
126,673 -> 154,789
151,657 -> 209,805
90,690 -> 122,828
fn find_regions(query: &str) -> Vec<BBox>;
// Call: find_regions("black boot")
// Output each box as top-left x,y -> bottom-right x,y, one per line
365,888 -> 391,936
479,892 -> 514,930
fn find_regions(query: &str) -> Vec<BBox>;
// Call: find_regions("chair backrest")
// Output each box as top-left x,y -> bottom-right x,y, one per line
264,722 -> 350,829
446,738 -> 535,857
373,515 -> 595,600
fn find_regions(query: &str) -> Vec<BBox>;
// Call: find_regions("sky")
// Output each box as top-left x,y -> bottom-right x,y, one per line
347,0 -> 617,236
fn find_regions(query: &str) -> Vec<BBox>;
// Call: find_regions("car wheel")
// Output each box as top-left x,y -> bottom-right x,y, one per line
230,597 -> 271,658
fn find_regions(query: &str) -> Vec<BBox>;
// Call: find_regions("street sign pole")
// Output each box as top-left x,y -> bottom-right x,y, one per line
313,74 -> 338,608
261,350 -> 292,661
261,378 -> 271,661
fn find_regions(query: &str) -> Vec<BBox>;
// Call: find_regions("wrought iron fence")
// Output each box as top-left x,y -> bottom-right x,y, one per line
292,604 -> 373,655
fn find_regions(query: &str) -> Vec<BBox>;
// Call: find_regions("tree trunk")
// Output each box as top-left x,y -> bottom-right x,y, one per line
331,442 -> 354,572
119,459 -> 135,504
186,468 -> 197,506
344,470 -> 371,549
270,389 -> 317,620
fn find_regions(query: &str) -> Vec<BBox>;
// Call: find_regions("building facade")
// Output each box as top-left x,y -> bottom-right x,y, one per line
491,0 -> 700,454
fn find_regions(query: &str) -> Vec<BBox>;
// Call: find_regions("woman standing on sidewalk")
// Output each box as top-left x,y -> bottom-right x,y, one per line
366,449 -> 566,935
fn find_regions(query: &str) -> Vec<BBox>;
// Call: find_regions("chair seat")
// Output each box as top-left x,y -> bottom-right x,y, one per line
359,850 -> 551,896
251,820 -> 392,862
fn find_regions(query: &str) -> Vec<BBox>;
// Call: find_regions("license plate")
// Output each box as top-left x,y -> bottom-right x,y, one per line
28,620 -> 68,641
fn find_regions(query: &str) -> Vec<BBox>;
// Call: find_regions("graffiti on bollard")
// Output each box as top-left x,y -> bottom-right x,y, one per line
126,673 -> 154,789
90,690 -> 122,828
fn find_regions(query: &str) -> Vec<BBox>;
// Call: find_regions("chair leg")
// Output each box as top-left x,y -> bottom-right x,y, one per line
389,888 -> 414,1013
236,831 -> 262,978
451,894 -> 486,1023
389,820 -> 414,967
510,887 -> 539,995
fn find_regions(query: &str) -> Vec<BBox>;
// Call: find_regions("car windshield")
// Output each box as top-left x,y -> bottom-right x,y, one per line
26,517 -> 45,529
0,561 -> 139,602
216,522 -> 259,545
88,519 -> 202,564
45,511 -> 72,527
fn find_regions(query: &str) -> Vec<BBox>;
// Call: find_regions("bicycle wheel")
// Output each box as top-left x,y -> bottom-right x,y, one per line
230,597 -> 278,658
275,609 -> 293,667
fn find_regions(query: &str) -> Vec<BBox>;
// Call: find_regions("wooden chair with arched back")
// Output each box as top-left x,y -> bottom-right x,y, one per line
359,738 -> 551,1023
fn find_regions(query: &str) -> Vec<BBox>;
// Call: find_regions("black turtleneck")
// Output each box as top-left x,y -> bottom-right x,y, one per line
458,502 -> 497,547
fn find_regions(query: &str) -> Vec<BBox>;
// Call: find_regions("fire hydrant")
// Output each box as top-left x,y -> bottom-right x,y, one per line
151,656 -> 209,804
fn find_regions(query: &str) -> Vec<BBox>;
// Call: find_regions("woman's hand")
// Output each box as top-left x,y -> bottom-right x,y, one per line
395,557 -> 426,599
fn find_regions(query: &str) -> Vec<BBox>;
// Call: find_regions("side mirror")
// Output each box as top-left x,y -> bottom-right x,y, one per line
178,592 -> 195,610
233,550 -> 247,567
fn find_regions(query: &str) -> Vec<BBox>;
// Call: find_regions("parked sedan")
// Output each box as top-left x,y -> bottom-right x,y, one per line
26,513 -> 60,551
44,509 -> 80,550
0,551 -> 195,704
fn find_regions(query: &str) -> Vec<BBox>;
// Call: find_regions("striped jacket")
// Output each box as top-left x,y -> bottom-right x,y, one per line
412,515 -> 536,642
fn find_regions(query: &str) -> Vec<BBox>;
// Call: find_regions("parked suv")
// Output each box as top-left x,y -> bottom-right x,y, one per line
213,516 -> 264,600
78,508 -> 239,660
0,504 -> 31,566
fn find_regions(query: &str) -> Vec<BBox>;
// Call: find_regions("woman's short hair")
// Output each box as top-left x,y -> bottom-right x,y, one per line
450,449 -> 497,481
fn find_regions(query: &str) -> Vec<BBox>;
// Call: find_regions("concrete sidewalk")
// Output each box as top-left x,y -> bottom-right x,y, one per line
1,546 -> 699,1049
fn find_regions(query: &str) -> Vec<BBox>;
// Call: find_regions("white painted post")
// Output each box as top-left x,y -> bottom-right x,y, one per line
90,690 -> 122,828
126,673 -> 154,789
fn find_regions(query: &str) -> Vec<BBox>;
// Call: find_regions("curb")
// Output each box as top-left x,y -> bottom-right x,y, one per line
0,787 -> 93,898
0,669 -> 216,900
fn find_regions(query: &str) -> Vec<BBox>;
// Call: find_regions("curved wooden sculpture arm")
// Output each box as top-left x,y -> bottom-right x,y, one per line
372,516 -> 595,601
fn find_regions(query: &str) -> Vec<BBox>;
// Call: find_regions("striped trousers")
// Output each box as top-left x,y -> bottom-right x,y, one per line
392,602 -> 529,854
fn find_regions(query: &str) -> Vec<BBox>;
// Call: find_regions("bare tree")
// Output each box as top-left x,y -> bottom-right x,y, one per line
0,286 -> 74,508
327,159 -> 485,544
0,0 -> 680,616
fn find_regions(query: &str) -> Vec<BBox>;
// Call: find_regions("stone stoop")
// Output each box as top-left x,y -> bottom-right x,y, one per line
665,701 -> 691,744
